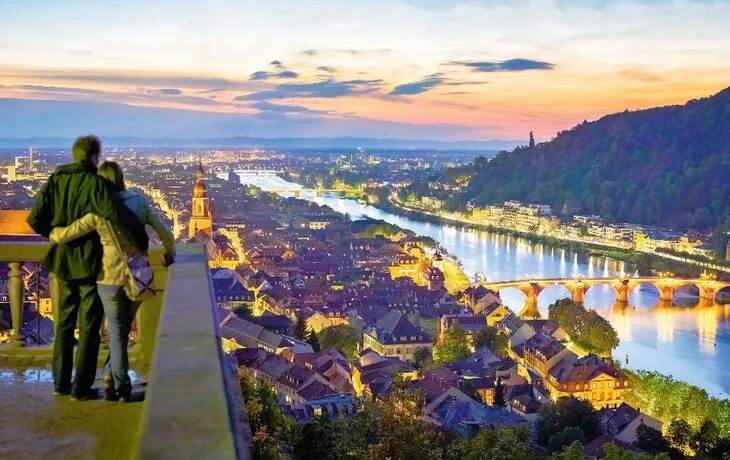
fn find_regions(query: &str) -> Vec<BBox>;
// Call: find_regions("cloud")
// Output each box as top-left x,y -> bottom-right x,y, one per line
149,88 -> 182,95
389,73 -> 479,96
390,74 -> 447,96
248,70 -> 300,81
0,84 -> 113,97
196,88 -> 227,94
300,49 -> 393,57
250,100 -> 331,116
0,67 -> 255,90
317,66 -> 336,73
453,58 -> 555,72
270,60 -> 282,66
236,78 -> 382,100
0,84 -> 220,107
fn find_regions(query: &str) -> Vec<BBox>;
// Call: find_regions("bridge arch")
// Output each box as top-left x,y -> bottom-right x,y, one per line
537,284 -> 573,305
496,287 -> 528,308
672,282 -> 706,305
583,282 -> 618,305
628,282 -> 662,305
716,285 -> 730,304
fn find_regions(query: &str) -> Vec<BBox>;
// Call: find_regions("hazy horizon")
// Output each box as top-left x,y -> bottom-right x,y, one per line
3,1 -> 730,140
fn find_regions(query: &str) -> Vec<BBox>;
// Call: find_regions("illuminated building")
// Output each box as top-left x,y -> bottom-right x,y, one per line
188,162 -> 213,238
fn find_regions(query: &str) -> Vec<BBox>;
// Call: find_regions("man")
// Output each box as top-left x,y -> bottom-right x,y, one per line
27,135 -> 149,400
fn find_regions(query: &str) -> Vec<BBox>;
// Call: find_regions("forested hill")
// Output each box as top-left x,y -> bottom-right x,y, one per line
464,87 -> 730,231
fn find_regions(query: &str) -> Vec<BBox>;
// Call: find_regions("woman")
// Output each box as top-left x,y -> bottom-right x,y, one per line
50,161 -> 175,401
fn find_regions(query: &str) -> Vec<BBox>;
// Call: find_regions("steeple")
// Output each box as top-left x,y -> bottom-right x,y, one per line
193,160 -> 208,198
189,159 -> 212,238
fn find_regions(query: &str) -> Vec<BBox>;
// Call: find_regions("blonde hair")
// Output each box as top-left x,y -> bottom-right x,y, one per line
98,161 -> 125,190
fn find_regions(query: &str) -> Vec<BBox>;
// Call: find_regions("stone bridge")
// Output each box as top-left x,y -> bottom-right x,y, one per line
267,187 -> 363,197
481,276 -> 730,312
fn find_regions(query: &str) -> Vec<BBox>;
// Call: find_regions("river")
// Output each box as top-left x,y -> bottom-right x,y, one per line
231,173 -> 730,398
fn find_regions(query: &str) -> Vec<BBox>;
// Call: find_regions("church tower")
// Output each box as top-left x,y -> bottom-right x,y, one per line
188,161 -> 213,238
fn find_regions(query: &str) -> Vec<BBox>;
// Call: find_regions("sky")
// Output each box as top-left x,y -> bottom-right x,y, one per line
1,0 -> 730,141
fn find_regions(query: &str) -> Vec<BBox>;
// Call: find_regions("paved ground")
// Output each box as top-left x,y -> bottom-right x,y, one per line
0,366 -> 144,460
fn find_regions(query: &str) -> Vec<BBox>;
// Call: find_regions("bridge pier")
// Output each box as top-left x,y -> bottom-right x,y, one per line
658,285 -> 674,302
516,283 -> 542,318
518,302 -> 540,319
566,282 -> 587,303
699,287 -> 716,302
613,280 -> 630,302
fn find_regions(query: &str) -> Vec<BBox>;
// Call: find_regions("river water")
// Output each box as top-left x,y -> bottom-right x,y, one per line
232,173 -> 730,398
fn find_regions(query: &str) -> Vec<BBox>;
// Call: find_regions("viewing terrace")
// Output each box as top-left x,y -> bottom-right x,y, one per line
0,241 -> 253,459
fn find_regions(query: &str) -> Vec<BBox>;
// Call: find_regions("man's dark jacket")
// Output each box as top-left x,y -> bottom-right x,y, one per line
27,163 -> 149,281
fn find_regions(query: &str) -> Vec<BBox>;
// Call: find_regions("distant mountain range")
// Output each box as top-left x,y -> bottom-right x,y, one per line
0,135 -> 518,150
461,86 -> 730,231
0,98 -> 518,150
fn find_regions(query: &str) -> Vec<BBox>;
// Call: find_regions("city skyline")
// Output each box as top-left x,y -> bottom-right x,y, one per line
2,0 -> 730,140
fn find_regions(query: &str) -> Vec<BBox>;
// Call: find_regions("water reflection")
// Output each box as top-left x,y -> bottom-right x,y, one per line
236,174 -> 730,397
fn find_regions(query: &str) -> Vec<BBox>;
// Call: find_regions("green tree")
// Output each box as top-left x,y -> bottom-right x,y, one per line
636,253 -> 655,275
412,346 -> 433,370
240,372 -> 293,459
623,370 -> 730,434
548,427 -> 586,454
690,420 -> 719,457
232,303 -> 252,318
550,441 -> 590,460
453,425 -> 531,460
633,424 -> 671,455
293,314 -> 308,340
317,325 -> 359,360
473,325 -> 510,357
548,299 -> 619,353
433,324 -> 470,364
710,438 -> 730,460
332,402 -> 379,460
294,415 -> 338,460
371,397 -> 448,460
602,442 -> 671,460
666,419 -> 692,452
306,326 -> 321,352
537,397 -> 601,446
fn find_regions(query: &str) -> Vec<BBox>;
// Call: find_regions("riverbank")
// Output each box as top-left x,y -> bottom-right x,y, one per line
285,172 -> 720,278
377,191 -> 724,279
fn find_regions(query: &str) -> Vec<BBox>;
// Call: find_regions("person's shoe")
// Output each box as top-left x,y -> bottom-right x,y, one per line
71,389 -> 101,401
102,376 -> 116,401
53,389 -> 71,397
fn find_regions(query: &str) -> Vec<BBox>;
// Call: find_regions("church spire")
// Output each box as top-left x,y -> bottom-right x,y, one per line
189,159 -> 212,238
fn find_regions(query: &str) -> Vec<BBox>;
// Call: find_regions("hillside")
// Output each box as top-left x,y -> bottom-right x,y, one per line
464,87 -> 730,231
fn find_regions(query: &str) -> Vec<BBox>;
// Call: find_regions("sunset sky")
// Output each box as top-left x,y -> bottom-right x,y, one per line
1,0 -> 730,141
